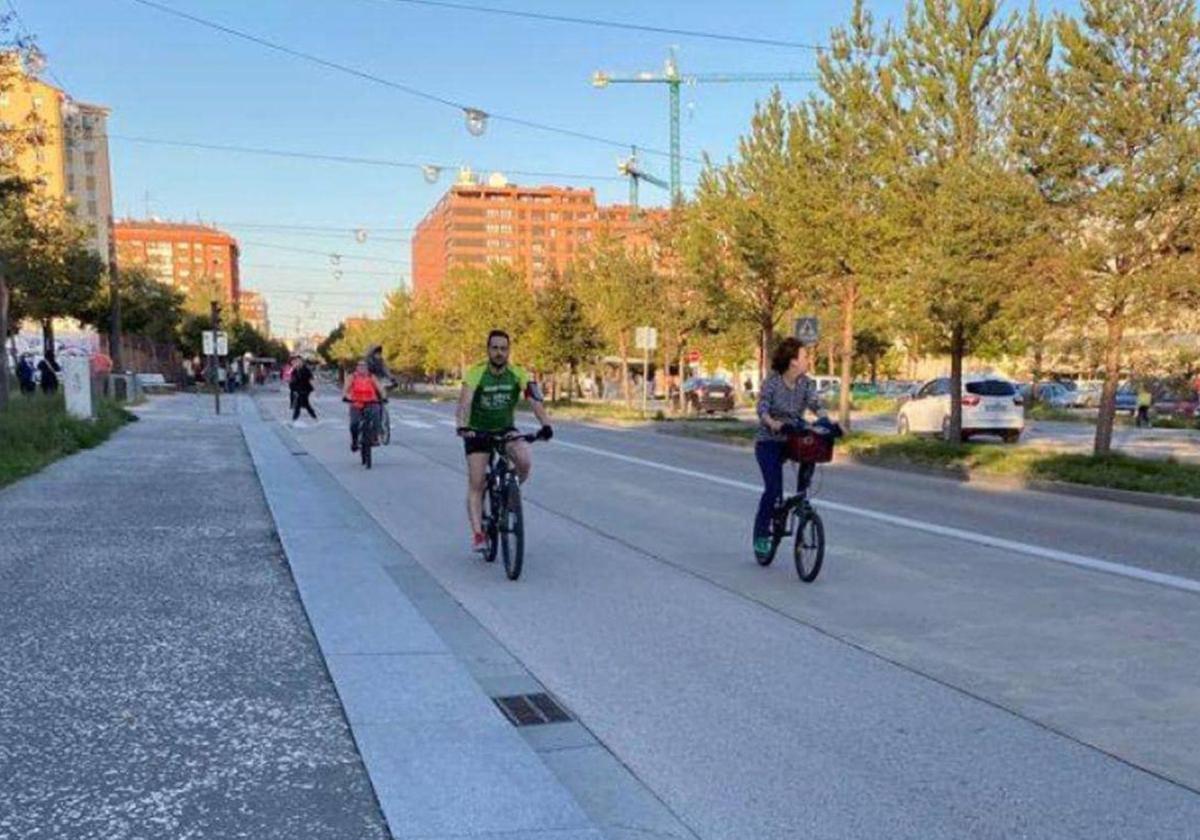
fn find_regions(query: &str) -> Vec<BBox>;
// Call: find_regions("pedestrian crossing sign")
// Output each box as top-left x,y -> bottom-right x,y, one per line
794,317 -> 819,345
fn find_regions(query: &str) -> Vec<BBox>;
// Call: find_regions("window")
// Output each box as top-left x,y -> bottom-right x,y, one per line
84,152 -> 96,168
87,200 -> 97,216
916,381 -> 937,399
85,176 -> 96,191
966,380 -> 1017,397
67,175 -> 75,191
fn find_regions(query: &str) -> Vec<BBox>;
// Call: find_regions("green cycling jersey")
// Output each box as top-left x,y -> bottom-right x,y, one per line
465,362 -> 535,433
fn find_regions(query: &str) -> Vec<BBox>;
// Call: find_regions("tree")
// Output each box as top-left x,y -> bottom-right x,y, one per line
374,288 -> 427,383
1010,0 -> 1200,454
526,270 -> 600,400
443,263 -> 536,374
80,265 -> 185,346
691,90 -> 806,382
793,0 -> 901,428
889,0 -> 1043,441
317,322 -> 346,366
575,233 -> 657,404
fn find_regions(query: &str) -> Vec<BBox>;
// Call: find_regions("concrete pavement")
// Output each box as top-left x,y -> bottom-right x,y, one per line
0,394 -> 388,840
267,391 -> 1200,839
238,394 -> 606,840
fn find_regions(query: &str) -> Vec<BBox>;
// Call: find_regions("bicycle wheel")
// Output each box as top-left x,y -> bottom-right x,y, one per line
500,478 -> 524,581
481,485 -> 499,563
793,507 -> 825,583
379,407 -> 391,445
361,432 -> 372,468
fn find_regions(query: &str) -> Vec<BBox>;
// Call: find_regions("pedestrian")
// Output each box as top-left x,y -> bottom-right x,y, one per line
291,357 -> 317,425
37,352 -> 61,395
182,357 -> 194,391
1136,383 -> 1153,428
16,353 -> 36,395
282,356 -> 297,411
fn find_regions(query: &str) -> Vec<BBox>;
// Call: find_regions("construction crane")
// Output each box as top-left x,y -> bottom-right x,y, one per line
618,146 -> 669,218
592,50 -> 818,204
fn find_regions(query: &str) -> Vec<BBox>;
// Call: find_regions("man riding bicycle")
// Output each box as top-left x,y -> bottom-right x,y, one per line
364,344 -> 395,386
456,330 -> 552,554
754,337 -> 829,561
343,360 -> 385,452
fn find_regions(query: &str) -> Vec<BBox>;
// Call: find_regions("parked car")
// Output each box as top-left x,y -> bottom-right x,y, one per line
808,375 -> 841,395
1114,388 -> 1138,415
897,376 -> 1025,443
682,377 -> 735,414
1152,389 -> 1199,419
1035,382 -> 1075,409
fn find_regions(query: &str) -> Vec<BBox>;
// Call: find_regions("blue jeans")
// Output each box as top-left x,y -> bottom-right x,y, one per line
754,441 -> 787,540
755,441 -> 815,540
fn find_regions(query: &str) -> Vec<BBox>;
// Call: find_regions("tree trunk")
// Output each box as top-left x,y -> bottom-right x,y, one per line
42,318 -> 55,358
1030,341 -> 1044,416
678,347 -> 687,413
758,323 -> 771,384
619,333 -> 631,406
837,286 -> 857,430
1093,315 -> 1125,456
0,273 -> 9,412
948,324 -> 965,443
870,359 -> 878,385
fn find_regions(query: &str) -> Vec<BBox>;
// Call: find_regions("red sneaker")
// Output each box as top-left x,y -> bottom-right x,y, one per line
472,531 -> 488,553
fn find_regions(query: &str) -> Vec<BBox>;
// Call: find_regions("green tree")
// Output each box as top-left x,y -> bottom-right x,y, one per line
794,0 -> 902,427
889,0 -> 1043,441
527,269 -> 601,399
317,322 -> 346,366
375,288 -> 426,381
691,90 -> 805,382
1011,0 -> 1200,454
576,233 -> 658,404
80,265 -> 185,346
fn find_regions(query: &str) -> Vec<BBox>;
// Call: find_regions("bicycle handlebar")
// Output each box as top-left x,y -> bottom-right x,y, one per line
459,428 -> 540,444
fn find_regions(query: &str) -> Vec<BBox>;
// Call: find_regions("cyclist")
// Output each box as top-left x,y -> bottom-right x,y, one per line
342,360 -> 385,452
364,344 -> 395,386
754,337 -> 827,561
456,330 -> 553,554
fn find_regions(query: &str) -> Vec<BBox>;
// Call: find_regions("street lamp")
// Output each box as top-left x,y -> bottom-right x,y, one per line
354,229 -> 368,244
463,108 -> 489,137
421,164 -> 442,184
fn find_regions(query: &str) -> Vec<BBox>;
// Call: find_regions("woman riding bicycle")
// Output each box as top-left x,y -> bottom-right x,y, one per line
343,360 -> 385,452
753,338 -> 828,561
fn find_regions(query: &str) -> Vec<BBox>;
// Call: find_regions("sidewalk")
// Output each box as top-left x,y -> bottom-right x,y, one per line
0,394 -> 389,840
240,395 -> 604,839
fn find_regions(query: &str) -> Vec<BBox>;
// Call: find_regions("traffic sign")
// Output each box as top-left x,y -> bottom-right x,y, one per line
635,326 -> 658,351
202,330 -> 229,356
794,317 -> 820,345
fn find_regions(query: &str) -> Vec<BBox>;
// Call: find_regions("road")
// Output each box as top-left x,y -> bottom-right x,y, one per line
269,392 -> 1200,839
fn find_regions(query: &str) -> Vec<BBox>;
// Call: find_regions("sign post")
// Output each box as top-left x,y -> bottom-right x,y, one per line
635,326 -> 658,418
794,317 -> 820,346
206,302 -> 222,415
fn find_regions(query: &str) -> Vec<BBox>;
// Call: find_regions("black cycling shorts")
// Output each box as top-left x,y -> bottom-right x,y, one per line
463,428 -> 516,456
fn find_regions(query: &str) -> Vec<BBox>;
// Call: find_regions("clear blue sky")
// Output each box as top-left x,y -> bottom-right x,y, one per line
27,0 -> 1073,337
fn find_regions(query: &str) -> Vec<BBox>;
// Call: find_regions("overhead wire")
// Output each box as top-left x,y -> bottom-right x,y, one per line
109,134 -> 633,183
383,0 -> 829,51
240,239 -> 410,265
127,0 -> 703,164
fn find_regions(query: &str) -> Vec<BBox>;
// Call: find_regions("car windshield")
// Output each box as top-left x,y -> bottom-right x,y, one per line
966,380 -> 1017,397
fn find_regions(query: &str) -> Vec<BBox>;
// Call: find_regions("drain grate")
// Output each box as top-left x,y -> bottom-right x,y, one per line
493,692 -> 572,727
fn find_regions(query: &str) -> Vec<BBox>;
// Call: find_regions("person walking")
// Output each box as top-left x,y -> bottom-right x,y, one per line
16,353 -> 36,396
1136,383 -> 1153,428
291,357 -> 317,425
282,356 -> 297,411
37,352 -> 61,395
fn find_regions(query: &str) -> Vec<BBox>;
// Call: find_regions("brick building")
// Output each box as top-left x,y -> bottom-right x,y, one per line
412,172 -> 664,297
114,220 -> 241,307
238,290 -> 270,336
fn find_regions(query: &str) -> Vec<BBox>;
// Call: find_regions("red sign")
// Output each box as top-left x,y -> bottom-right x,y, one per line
685,350 -> 701,364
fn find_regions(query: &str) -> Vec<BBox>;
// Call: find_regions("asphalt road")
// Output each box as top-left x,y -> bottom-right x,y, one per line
272,392 -> 1200,839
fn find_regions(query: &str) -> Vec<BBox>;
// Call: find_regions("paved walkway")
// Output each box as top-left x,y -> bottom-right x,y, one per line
0,394 -> 388,840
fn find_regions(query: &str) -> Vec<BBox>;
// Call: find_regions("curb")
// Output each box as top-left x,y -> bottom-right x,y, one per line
654,426 -> 1200,517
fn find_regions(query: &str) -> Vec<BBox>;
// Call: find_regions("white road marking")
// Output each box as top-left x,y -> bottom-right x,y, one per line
398,403 -> 1200,595
551,440 -> 1200,597
397,418 -> 434,429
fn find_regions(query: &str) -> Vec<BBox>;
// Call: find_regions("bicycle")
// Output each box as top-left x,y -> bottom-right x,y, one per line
378,400 -> 392,446
344,399 -> 383,469
758,422 -> 840,582
474,430 -> 539,581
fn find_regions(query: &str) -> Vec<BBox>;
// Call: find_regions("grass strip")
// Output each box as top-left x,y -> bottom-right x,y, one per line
0,395 -> 134,488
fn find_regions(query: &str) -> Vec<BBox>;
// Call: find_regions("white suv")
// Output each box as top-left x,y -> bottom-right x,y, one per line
897,376 -> 1025,443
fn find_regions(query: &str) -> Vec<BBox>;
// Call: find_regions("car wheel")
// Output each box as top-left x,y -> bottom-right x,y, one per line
1003,430 -> 1021,444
